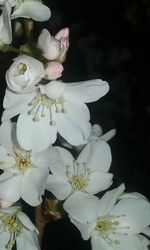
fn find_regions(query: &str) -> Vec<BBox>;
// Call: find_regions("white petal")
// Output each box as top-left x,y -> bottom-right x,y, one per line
91,232 -> 112,250
0,3 -> 12,44
119,192 -> 148,200
98,184 -> 125,216
0,121 -> 14,148
21,167 -> 49,206
85,172 -> 113,194
17,211 -> 37,232
56,111 -> 90,146
2,89 -> 35,121
17,228 -> 40,250
65,79 -> 109,103
55,146 -> 74,166
17,110 -> 57,152
46,174 -> 72,200
11,2 -> 51,21
63,191 -> 99,223
108,234 -> 148,250
110,197 -> 150,234
0,230 -> 11,250
78,140 -> 112,172
70,217 -> 95,240
143,226 -> 150,237
32,146 -> 59,168
63,98 -> 90,121
0,172 -> 21,202
100,128 -> 116,141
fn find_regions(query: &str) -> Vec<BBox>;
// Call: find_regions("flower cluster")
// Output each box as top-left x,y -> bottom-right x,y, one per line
0,1 -> 149,250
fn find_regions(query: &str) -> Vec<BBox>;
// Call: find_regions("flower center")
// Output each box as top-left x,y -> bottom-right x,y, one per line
7,147 -> 32,172
95,215 -> 129,245
17,63 -> 27,75
28,94 -> 68,125
66,161 -> 90,191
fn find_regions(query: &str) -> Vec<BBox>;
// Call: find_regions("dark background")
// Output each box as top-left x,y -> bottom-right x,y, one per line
0,0 -> 150,249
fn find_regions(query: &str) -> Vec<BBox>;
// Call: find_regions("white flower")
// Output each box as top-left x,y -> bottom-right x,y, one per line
0,206 -> 41,250
2,79 -> 109,152
64,184 -> 150,250
6,55 -> 45,93
46,139 -> 113,200
0,121 -> 59,206
60,123 -> 116,151
0,0 -> 15,44
37,28 -> 64,60
11,0 -> 51,21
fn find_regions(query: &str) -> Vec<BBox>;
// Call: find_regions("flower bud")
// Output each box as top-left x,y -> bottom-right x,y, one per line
6,55 -> 45,93
45,61 -> 64,80
55,27 -> 69,62
0,199 -> 13,208
37,29 -> 64,60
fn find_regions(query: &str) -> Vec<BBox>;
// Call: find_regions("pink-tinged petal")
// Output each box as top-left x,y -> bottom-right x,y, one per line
46,174 -> 72,200
65,79 -> 109,103
17,228 -> 40,250
0,199 -> 14,208
17,110 -> 57,152
85,172 -> 113,194
11,2 -> 51,21
70,218 -> 95,240
2,88 -> 35,121
32,146 -> 59,168
63,191 -> 99,223
110,197 -> 150,234
98,184 -> 125,216
21,167 -> 49,206
0,172 -> 21,202
78,140 -> 112,172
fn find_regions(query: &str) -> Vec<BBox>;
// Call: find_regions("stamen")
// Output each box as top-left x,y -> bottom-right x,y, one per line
66,161 -> 90,191
27,94 -> 68,126
95,215 -> 130,246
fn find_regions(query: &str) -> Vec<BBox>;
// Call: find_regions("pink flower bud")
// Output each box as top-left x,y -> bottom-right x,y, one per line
0,199 -> 14,208
55,27 -> 69,62
45,61 -> 64,80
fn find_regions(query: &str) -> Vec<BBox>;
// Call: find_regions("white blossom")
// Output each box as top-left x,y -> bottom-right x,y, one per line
6,55 -> 45,93
46,139 -> 113,200
64,184 -> 150,250
60,123 -> 116,151
0,206 -> 41,250
11,0 -> 51,21
0,0 -> 15,44
2,79 -> 109,152
0,121 -> 59,206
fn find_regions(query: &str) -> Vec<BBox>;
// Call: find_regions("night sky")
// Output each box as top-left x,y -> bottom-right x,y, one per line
0,1 -> 150,250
